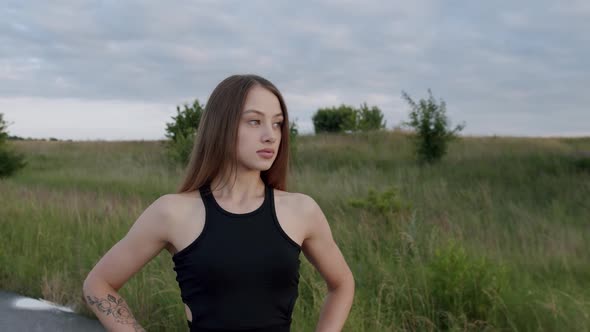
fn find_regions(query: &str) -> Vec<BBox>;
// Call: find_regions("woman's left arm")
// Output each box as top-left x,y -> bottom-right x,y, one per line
300,195 -> 355,332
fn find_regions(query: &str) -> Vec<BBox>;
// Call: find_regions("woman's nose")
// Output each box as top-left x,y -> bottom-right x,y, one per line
263,124 -> 277,142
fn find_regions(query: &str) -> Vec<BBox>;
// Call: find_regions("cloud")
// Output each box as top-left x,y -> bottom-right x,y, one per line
1,0 -> 589,139
1,96 -> 172,140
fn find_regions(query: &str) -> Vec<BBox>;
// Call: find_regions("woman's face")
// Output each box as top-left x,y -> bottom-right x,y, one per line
236,85 -> 284,172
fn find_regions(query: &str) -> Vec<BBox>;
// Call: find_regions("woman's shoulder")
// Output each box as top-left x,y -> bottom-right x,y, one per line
150,191 -> 204,224
273,187 -> 304,201
168,189 -> 203,205
148,191 -> 204,252
272,187 -> 320,215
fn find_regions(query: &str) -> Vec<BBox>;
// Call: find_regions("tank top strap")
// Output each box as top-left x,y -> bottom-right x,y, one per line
198,182 -> 212,200
263,181 -> 271,209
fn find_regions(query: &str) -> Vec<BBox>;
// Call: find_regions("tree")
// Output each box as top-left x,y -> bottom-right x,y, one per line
0,113 -> 27,178
164,99 -> 205,165
289,118 -> 300,167
312,103 -> 386,134
357,102 -> 386,131
312,104 -> 357,133
0,113 -> 9,145
401,89 -> 465,164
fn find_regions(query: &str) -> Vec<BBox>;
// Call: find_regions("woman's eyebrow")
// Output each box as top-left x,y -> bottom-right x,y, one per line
243,109 -> 283,117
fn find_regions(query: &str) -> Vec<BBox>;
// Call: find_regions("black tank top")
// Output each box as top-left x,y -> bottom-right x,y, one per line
172,181 -> 302,332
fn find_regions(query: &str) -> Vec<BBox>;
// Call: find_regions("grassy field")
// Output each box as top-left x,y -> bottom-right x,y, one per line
1,131 -> 589,331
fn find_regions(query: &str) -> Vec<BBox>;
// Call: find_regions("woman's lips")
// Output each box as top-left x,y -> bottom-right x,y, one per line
257,151 -> 274,159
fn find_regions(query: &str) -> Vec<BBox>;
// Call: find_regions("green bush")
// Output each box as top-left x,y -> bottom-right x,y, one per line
348,185 -> 411,216
312,104 -> 357,133
0,114 -> 8,144
357,102 -> 386,132
312,103 -> 386,134
0,113 -> 27,178
572,151 -> 590,173
427,240 -> 508,329
289,119 -> 300,167
164,99 -> 204,165
401,90 -> 465,165
0,148 -> 27,178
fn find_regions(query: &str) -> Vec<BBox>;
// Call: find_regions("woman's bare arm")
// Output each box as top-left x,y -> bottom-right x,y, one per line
83,279 -> 146,332
300,194 -> 355,332
82,195 -> 175,331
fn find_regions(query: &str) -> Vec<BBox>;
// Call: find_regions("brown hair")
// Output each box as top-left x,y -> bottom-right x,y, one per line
175,74 -> 290,194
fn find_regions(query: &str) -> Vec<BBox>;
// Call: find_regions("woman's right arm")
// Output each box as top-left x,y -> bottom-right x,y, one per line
82,195 -> 175,331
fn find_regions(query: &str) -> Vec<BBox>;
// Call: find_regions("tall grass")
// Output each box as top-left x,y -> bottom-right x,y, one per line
1,132 -> 589,331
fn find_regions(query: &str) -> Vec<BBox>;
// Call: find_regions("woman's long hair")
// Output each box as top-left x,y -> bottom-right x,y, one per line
176,74 -> 290,194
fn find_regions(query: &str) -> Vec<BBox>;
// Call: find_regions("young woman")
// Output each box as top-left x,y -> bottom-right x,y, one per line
82,74 -> 355,332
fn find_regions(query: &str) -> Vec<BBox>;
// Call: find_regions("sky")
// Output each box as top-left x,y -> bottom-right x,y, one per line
1,0 -> 589,140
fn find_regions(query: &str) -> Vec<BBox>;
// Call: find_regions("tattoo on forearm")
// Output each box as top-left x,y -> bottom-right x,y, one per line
85,294 -> 146,332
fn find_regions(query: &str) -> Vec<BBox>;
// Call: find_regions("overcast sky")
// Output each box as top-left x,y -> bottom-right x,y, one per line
1,0 -> 589,140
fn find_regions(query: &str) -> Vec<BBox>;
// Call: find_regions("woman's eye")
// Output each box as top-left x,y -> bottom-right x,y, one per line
248,120 -> 283,126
